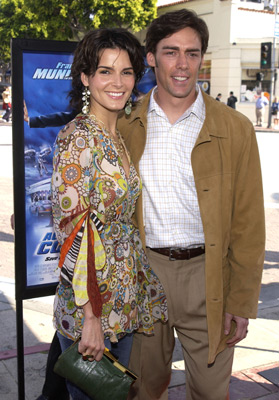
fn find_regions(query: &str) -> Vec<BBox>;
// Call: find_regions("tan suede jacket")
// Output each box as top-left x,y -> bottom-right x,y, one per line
118,90 -> 265,364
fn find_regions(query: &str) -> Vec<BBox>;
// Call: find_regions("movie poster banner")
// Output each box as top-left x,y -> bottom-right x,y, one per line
12,39 -> 77,300
12,39 -> 156,300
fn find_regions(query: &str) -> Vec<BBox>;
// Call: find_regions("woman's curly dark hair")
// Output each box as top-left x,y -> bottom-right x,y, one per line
69,28 -> 145,112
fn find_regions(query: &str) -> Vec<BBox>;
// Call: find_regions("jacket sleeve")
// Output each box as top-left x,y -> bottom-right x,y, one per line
30,109 -> 78,128
226,123 -> 265,318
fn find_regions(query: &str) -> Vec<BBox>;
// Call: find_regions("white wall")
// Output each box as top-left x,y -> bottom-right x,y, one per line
231,5 -> 275,41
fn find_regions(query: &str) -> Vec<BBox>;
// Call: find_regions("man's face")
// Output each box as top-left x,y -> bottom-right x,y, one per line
147,27 -> 203,105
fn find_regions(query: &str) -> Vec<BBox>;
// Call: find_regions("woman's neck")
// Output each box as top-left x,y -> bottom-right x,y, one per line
88,108 -> 118,136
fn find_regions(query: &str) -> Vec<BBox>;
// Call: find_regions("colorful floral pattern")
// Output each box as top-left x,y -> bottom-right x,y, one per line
52,115 -> 167,342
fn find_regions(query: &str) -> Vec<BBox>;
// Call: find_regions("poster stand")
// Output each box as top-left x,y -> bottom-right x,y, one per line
11,38 -> 77,399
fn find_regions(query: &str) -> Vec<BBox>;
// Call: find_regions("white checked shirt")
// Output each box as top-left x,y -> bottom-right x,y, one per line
139,85 -> 205,248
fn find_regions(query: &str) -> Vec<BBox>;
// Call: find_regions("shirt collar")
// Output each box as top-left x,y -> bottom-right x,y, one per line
148,87 -> 162,117
148,85 -> 205,124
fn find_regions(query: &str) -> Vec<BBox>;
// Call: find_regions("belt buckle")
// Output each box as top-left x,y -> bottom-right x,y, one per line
169,247 -> 182,261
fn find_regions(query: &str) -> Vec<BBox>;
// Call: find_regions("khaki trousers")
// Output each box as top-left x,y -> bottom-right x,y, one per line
256,108 -> 264,125
128,249 -> 234,400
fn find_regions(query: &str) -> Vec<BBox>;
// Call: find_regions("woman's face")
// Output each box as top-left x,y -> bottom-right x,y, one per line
81,48 -> 135,116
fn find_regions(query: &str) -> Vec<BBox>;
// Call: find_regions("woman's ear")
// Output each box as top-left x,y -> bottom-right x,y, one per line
81,72 -> 89,87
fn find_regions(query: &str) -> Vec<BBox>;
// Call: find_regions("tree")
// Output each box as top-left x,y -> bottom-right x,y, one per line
0,0 -> 157,64
90,0 -> 157,32
0,0 -> 40,63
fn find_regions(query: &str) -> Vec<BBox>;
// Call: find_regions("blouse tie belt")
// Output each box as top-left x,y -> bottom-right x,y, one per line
148,246 -> 205,261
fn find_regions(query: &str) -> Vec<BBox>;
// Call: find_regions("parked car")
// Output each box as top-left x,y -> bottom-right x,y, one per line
30,198 -> 52,217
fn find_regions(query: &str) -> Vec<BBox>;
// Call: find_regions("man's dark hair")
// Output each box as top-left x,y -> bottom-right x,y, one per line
145,9 -> 209,56
70,28 -> 145,112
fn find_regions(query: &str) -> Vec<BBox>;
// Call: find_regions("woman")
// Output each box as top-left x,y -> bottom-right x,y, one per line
51,28 -> 167,399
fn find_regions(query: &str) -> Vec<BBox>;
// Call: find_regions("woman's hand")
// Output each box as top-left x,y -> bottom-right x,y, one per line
78,302 -> 105,361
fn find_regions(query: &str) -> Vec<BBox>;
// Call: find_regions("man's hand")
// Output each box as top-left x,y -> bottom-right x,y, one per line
23,101 -> 29,123
224,312 -> 249,347
10,214 -> 14,230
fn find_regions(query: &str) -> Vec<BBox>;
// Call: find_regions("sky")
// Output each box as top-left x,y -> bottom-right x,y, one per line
156,0 -> 179,6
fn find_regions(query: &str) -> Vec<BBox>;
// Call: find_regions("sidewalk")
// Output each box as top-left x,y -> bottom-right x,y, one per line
0,274 -> 278,400
169,296 -> 279,399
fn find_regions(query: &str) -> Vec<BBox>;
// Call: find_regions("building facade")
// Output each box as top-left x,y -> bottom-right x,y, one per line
138,0 -> 278,123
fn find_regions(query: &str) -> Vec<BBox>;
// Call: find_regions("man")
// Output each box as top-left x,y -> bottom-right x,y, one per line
1,86 -> 12,122
23,100 -> 77,128
255,92 -> 269,127
227,91 -> 238,109
215,93 -> 222,101
118,9 -> 265,400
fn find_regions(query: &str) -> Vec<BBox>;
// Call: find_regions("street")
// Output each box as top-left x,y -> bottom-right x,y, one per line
1,124 -> 279,196
256,131 -> 279,207
1,124 -> 279,197
0,124 -> 278,399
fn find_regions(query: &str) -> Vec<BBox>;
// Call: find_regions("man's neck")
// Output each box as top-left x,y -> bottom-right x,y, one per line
154,88 -> 198,125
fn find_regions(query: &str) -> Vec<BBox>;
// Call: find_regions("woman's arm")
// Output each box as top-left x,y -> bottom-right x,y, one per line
78,301 -> 105,361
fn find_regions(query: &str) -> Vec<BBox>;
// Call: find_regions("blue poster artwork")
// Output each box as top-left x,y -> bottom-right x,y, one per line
23,51 -> 74,286
22,49 -> 156,287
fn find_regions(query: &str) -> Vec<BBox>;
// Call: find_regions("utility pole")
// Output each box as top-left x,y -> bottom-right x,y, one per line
268,0 -> 278,128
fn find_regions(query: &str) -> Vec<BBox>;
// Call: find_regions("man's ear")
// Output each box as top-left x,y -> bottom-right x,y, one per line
146,52 -> 156,68
81,72 -> 89,86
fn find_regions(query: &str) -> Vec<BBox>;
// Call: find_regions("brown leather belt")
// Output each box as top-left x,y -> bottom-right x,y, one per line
148,246 -> 205,261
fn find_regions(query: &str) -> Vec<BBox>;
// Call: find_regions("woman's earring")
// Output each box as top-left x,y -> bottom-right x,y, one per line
82,86 -> 90,114
125,96 -> 132,115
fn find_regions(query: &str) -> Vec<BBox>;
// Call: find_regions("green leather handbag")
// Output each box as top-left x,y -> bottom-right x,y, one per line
54,337 -> 137,400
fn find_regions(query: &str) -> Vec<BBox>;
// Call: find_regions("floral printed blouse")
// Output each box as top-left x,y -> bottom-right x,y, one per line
51,115 -> 167,342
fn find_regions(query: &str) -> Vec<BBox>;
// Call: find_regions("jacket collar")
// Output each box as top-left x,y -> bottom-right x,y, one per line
127,90 -> 152,129
128,88 -> 229,142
